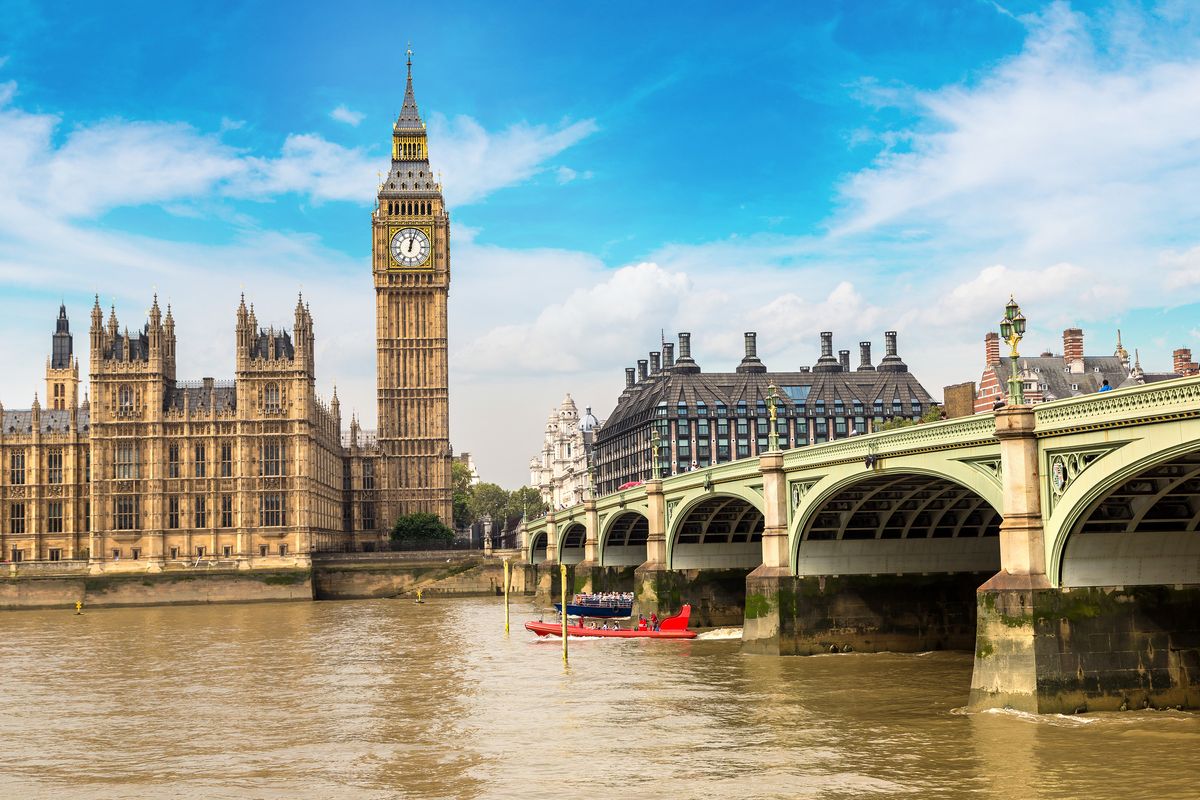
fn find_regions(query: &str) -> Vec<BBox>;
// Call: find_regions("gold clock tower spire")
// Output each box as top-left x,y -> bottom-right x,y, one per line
372,50 -> 452,528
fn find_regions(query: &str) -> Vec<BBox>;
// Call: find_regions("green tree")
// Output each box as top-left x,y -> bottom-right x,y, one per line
876,406 -> 944,432
468,482 -> 510,527
390,512 -> 455,545
451,461 -> 474,528
506,485 -> 546,523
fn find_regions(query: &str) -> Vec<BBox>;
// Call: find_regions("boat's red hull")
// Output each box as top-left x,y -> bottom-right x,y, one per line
524,621 -> 697,639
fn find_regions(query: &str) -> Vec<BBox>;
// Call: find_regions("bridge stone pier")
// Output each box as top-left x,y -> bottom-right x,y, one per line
521,378 -> 1200,712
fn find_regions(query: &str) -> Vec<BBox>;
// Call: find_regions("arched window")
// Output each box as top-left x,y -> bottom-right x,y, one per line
264,383 -> 281,413
118,385 -> 133,414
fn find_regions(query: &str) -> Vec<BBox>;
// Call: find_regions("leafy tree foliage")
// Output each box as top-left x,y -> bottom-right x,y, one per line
506,485 -> 546,522
468,482 -> 510,525
451,461 -> 474,528
391,512 -> 454,545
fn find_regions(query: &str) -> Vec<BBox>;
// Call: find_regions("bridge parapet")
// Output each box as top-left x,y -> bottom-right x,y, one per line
1033,374 -> 1200,435
782,413 -> 997,469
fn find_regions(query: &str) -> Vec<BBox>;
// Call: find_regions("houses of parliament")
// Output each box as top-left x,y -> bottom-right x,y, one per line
0,56 -> 452,569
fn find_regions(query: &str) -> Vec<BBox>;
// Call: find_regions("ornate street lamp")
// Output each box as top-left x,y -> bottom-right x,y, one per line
650,427 -> 662,480
999,295 -> 1027,405
766,383 -> 781,452
587,447 -> 598,500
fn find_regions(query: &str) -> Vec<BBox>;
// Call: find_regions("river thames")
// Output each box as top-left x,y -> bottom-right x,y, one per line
1,597 -> 1197,799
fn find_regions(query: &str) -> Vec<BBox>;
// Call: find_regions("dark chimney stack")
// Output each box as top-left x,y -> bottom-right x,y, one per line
838,350 -> 851,372
858,341 -> 874,371
637,359 -> 648,382
650,351 -> 661,375
673,332 -> 701,374
625,368 -> 635,388
663,342 -> 675,369
813,331 -> 841,373
877,331 -> 907,373
736,331 -> 766,374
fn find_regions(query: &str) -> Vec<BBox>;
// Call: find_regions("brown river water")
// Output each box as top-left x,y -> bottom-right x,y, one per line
1,597 -> 1197,799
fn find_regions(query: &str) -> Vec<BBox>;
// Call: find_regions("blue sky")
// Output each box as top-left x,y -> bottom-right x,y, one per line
2,1 -> 1200,485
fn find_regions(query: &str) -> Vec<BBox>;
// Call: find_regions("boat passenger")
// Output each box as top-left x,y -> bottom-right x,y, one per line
637,615 -> 648,631
650,612 -> 659,631
600,622 -> 608,630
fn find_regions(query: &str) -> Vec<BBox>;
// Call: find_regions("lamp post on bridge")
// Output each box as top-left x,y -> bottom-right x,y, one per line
650,427 -> 662,480
1000,295 -> 1028,406
766,383 -> 781,452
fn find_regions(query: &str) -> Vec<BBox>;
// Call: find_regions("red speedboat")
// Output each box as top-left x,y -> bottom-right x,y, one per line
525,604 -> 697,639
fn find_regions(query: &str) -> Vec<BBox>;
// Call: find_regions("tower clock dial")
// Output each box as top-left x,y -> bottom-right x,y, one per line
390,227 -> 431,268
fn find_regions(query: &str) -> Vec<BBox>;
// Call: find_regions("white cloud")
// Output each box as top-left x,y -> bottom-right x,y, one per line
555,166 -> 577,184
329,104 -> 364,126
430,114 -> 598,205
0,84 -> 596,219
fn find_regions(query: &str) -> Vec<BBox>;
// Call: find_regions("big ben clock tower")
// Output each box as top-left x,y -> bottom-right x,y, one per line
373,50 -> 453,528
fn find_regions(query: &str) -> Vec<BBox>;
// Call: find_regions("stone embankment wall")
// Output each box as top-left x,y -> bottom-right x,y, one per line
0,552 -> 532,611
0,569 -> 312,610
311,552 -> 534,600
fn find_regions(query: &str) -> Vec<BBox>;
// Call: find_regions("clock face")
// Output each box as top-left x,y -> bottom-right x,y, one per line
390,227 -> 431,268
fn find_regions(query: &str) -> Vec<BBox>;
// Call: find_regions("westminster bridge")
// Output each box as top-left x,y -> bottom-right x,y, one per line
519,376 -> 1200,713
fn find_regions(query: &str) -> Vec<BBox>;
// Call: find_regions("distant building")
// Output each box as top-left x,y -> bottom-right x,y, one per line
453,452 -> 480,485
973,328 -> 1183,413
530,394 -> 601,510
594,330 -> 937,496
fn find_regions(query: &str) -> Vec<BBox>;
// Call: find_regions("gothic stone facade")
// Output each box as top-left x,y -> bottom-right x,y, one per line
0,59 -> 452,568
372,52 -> 453,526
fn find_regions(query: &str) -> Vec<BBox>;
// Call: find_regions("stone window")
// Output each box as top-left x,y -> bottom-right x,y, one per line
130,548 -> 140,560
260,493 -> 285,527
169,547 -> 179,560
168,496 -> 180,529
259,544 -> 269,557
196,546 -> 206,558
115,442 -> 138,479
194,444 -> 207,478
47,501 -> 63,533
194,496 -> 207,528
278,543 -> 288,557
222,545 -> 233,557
48,548 -> 61,562
362,502 -> 376,530
112,549 -> 120,560
220,442 -> 233,477
9,502 -> 26,534
47,449 -> 63,484
362,460 -> 375,490
220,495 -> 233,528
264,383 -> 281,413
114,496 -> 139,530
261,440 -> 285,476
168,443 -> 180,478
118,385 -> 134,414
85,450 -> 90,483
10,451 -> 25,485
